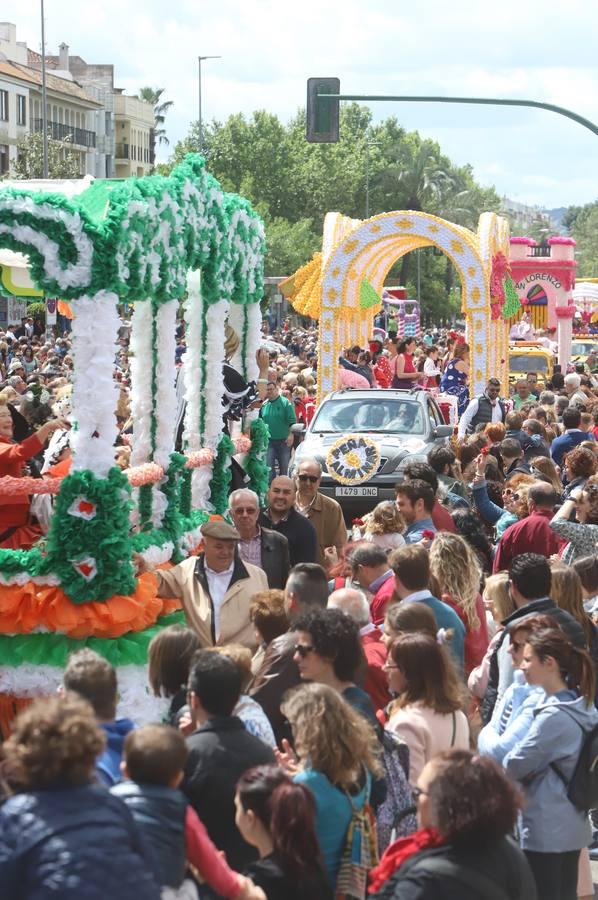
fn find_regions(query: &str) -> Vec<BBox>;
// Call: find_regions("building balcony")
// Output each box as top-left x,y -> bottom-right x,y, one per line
32,118 -> 96,149
115,143 -> 129,159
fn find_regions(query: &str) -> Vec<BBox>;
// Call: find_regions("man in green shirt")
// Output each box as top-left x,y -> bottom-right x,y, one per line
260,381 -> 297,481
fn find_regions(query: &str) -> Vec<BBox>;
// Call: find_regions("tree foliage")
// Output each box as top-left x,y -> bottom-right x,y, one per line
137,87 -> 174,146
9,131 -> 82,180
166,103 -> 504,315
566,200 -> 598,277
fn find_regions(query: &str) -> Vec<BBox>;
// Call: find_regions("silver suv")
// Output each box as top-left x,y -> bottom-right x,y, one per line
290,389 -> 452,511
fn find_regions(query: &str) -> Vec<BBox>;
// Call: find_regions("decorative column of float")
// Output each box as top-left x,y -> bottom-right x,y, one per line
183,269 -> 212,509
129,299 -> 155,527
556,305 -> 576,372
205,296 -> 230,512
43,290 -> 136,602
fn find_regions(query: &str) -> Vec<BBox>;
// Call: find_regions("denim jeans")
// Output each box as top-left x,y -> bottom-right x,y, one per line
267,438 -> 291,481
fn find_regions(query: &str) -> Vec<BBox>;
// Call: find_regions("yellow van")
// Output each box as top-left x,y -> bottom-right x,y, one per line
508,342 -> 554,386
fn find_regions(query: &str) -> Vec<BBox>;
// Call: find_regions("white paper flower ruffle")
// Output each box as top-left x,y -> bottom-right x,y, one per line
182,269 -> 203,452
154,299 -> 178,470
0,664 -> 169,725
70,292 -> 120,477
129,301 -> 154,467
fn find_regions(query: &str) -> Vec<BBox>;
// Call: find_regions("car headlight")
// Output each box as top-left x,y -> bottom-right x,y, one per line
394,454 -> 428,474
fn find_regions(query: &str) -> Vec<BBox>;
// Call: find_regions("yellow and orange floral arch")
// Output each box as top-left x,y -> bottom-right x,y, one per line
283,210 -> 511,401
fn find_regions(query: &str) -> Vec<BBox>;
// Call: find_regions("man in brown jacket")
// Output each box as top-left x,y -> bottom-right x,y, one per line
144,519 -> 268,649
294,458 -> 347,566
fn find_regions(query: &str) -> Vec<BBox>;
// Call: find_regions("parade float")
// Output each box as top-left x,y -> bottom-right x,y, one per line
0,154 -> 269,733
282,210 -> 515,401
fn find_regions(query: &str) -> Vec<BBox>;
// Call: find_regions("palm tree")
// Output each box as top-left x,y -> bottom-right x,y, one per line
374,140 -> 455,285
137,87 -> 174,146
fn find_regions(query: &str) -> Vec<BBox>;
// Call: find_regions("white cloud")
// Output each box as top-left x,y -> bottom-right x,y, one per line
2,0 -> 597,206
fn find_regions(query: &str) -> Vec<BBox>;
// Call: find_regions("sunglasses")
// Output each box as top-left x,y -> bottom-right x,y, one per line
294,644 -> 315,658
297,474 -> 319,483
503,490 -> 520,500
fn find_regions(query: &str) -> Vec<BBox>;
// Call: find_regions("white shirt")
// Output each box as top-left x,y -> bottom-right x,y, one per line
205,561 -> 234,639
457,394 -> 503,440
423,358 -> 441,377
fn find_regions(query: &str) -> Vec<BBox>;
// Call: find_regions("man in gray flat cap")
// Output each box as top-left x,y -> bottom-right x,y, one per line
137,518 -> 268,649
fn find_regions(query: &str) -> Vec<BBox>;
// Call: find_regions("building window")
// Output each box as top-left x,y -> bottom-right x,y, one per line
17,94 -> 26,126
0,145 -> 9,175
0,91 -> 8,122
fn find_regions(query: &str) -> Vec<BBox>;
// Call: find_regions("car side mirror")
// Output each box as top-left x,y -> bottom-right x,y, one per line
434,424 -> 453,438
290,423 -> 306,435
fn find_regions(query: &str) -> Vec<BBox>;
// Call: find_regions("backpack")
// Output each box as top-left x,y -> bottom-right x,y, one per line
336,772 -> 378,900
551,720 -> 598,812
375,729 -> 417,851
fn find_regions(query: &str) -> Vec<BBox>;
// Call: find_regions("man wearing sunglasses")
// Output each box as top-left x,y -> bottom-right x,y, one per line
294,459 -> 346,567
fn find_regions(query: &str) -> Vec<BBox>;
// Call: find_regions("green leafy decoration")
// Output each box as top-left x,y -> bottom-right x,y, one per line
245,418 -> 270,506
42,467 -> 136,604
360,278 -> 382,310
501,275 -> 522,320
210,434 -> 236,515
0,611 -> 185,668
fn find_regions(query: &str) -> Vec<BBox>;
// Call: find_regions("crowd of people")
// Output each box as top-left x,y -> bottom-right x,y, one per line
4,310 -> 598,899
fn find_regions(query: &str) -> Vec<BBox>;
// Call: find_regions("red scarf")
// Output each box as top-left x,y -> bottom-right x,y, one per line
368,827 -> 443,893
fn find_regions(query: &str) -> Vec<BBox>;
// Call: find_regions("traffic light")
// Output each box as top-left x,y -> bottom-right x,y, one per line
306,78 -> 340,143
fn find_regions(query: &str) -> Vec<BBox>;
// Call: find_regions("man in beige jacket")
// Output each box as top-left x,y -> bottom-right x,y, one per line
144,519 -> 268,649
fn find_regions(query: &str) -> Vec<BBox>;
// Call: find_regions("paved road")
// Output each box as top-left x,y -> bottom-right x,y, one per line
591,859 -> 598,896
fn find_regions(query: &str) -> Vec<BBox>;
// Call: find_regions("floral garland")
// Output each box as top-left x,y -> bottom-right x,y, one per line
209,433 -> 235,515
245,419 -> 270,505
326,434 -> 380,486
70,292 -> 120,477
0,476 -> 62,496
42,467 -> 136,604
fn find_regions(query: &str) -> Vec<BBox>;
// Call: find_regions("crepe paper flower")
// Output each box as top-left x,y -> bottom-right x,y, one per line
0,476 -> 62,496
67,496 -> 97,521
185,449 -> 216,469
126,463 -> 165,487
421,530 -> 436,541
352,518 -> 365,526
70,556 -> 98,582
234,436 -> 252,455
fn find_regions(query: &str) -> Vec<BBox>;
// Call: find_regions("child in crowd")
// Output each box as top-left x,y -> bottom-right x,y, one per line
0,695 -> 161,899
249,589 -> 289,676
362,501 -> 406,551
112,724 -> 262,900
63,647 -> 135,786
235,765 -> 332,900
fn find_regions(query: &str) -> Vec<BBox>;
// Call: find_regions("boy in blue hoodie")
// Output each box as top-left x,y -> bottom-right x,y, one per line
63,647 -> 135,786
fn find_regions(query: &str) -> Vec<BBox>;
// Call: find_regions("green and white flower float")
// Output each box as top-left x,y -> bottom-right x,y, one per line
0,154 -> 267,731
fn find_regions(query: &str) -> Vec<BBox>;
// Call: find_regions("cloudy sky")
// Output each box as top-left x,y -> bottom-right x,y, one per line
3,0 -> 597,209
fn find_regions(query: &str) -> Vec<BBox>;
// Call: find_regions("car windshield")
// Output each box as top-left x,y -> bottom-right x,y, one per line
311,398 -> 425,434
509,353 -> 549,373
572,341 -> 596,356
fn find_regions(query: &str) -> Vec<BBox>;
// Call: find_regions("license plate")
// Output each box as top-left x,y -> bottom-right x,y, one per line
335,486 -> 378,497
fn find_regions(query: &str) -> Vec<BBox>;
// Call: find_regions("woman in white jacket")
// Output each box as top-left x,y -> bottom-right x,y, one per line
504,626 -> 598,900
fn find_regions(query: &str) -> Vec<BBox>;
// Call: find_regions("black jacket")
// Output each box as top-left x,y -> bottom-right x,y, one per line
259,508 -> 317,566
182,716 -> 275,870
248,631 -> 300,746
370,838 -> 536,900
245,853 -> 332,900
260,526 -> 291,589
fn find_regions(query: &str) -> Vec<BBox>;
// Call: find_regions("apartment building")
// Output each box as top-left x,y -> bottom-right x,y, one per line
114,90 -> 155,178
0,23 -> 155,180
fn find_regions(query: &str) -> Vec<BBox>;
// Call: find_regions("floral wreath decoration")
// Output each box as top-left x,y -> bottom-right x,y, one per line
325,434 -> 381,485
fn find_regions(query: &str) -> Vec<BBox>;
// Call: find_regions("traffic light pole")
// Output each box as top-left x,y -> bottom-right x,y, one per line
317,92 -> 598,138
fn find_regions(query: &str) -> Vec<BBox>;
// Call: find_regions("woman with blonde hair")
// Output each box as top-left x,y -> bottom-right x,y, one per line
529,455 -> 562,494
278,683 -> 382,888
549,563 -> 597,652
429,532 -> 488,675
469,573 -> 516,700
362,500 -> 406,551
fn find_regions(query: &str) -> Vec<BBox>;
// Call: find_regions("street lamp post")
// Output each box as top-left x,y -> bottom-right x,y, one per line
40,0 -> 48,177
198,55 -> 221,153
